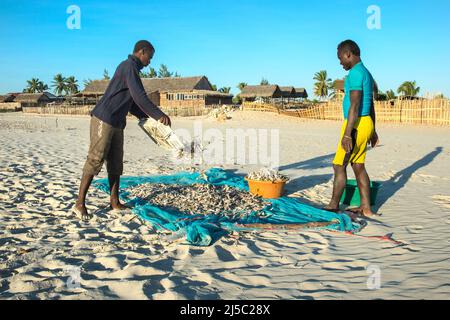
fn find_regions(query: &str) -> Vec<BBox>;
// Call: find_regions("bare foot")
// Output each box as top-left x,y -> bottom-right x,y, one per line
323,205 -> 340,213
110,201 -> 130,211
347,207 -> 381,217
73,202 -> 93,221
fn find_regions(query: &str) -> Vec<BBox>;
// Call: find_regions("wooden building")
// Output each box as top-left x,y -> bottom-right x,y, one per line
78,76 -> 233,108
0,93 -> 18,103
294,88 -> 308,99
239,85 -> 283,102
0,93 -> 22,112
14,92 -> 59,108
280,86 -> 308,101
280,86 -> 295,99
240,85 -> 307,102
334,80 -> 345,94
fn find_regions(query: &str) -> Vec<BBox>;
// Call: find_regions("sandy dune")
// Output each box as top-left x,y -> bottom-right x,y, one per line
0,111 -> 449,300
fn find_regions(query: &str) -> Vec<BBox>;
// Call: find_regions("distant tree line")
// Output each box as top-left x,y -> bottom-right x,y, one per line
22,63 -> 183,97
23,74 -> 79,96
21,68 -> 442,101
139,64 -> 181,78
312,70 -> 429,101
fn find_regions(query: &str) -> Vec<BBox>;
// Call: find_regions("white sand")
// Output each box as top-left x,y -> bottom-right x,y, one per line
0,111 -> 449,300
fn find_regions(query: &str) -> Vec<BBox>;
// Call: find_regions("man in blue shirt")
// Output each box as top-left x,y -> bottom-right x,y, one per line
74,40 -> 171,221
324,40 -> 380,217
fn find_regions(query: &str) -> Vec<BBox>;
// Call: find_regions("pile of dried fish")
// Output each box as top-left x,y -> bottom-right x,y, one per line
246,168 -> 290,182
127,183 -> 271,219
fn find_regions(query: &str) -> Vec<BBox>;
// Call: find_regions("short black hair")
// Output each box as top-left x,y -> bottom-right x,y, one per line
133,40 -> 155,54
337,40 -> 360,56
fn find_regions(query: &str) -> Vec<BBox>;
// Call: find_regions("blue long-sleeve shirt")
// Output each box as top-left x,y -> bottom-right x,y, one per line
91,55 -> 165,129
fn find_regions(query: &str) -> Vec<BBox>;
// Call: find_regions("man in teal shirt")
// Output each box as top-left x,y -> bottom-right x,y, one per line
324,40 -> 380,217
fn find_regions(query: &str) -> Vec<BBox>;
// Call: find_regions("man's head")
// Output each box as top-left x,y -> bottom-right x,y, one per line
133,40 -> 155,67
337,40 -> 361,71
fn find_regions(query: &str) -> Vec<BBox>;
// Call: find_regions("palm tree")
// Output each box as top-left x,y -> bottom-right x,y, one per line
139,70 -> 149,78
158,64 -> 173,78
313,70 -> 332,100
149,67 -> 157,78
386,89 -> 396,100
38,81 -> 48,92
218,87 -> 231,93
103,69 -> 110,80
232,95 -> 242,104
25,78 -> 39,93
328,79 -> 338,99
237,82 -> 247,91
211,84 -> 218,91
140,67 -> 157,78
397,81 -> 420,97
374,90 -> 388,101
24,78 -> 48,93
52,74 -> 67,96
65,76 -> 79,95
83,79 -> 93,90
260,78 -> 269,85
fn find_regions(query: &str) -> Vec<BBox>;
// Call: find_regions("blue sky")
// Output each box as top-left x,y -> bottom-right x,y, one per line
1,0 -> 449,97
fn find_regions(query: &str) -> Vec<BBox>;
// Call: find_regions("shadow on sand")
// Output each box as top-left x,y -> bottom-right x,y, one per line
278,153 -> 335,171
375,146 -> 443,210
279,147 -> 443,214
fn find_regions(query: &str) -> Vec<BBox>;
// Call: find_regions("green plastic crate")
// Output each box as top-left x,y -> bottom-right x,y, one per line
340,179 -> 381,207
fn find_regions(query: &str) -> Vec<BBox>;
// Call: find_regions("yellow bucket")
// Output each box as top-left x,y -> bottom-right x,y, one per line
245,177 -> 286,199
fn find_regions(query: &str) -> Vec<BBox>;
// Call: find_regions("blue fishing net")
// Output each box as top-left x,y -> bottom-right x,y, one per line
93,168 -> 362,246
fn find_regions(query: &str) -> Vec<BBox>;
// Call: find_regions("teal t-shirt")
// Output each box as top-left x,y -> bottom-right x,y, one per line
342,62 -> 374,119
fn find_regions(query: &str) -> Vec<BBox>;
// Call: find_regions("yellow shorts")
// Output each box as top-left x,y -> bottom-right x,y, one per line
333,116 -> 374,166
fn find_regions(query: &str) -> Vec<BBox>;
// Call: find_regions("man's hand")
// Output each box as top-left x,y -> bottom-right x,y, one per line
341,135 -> 353,153
370,131 -> 379,148
158,114 -> 171,127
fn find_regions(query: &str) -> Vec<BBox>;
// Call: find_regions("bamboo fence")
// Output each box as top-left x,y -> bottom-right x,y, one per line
22,105 -> 94,115
242,99 -> 450,125
160,105 -> 210,117
0,102 -> 22,112
241,102 -> 280,113
16,100 -> 450,125
21,104 -> 212,117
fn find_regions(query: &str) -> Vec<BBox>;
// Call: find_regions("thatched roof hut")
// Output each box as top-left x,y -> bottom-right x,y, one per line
161,89 -> 232,98
294,88 -> 308,98
334,80 -> 344,92
143,76 -> 214,92
82,76 -> 214,95
0,93 -> 19,103
279,86 -> 295,98
14,92 -> 58,104
240,85 -> 282,99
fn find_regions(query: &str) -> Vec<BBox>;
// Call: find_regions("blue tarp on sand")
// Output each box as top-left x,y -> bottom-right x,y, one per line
93,168 -> 363,246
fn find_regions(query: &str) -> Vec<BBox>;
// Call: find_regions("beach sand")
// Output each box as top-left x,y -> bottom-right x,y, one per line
0,111 -> 449,300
